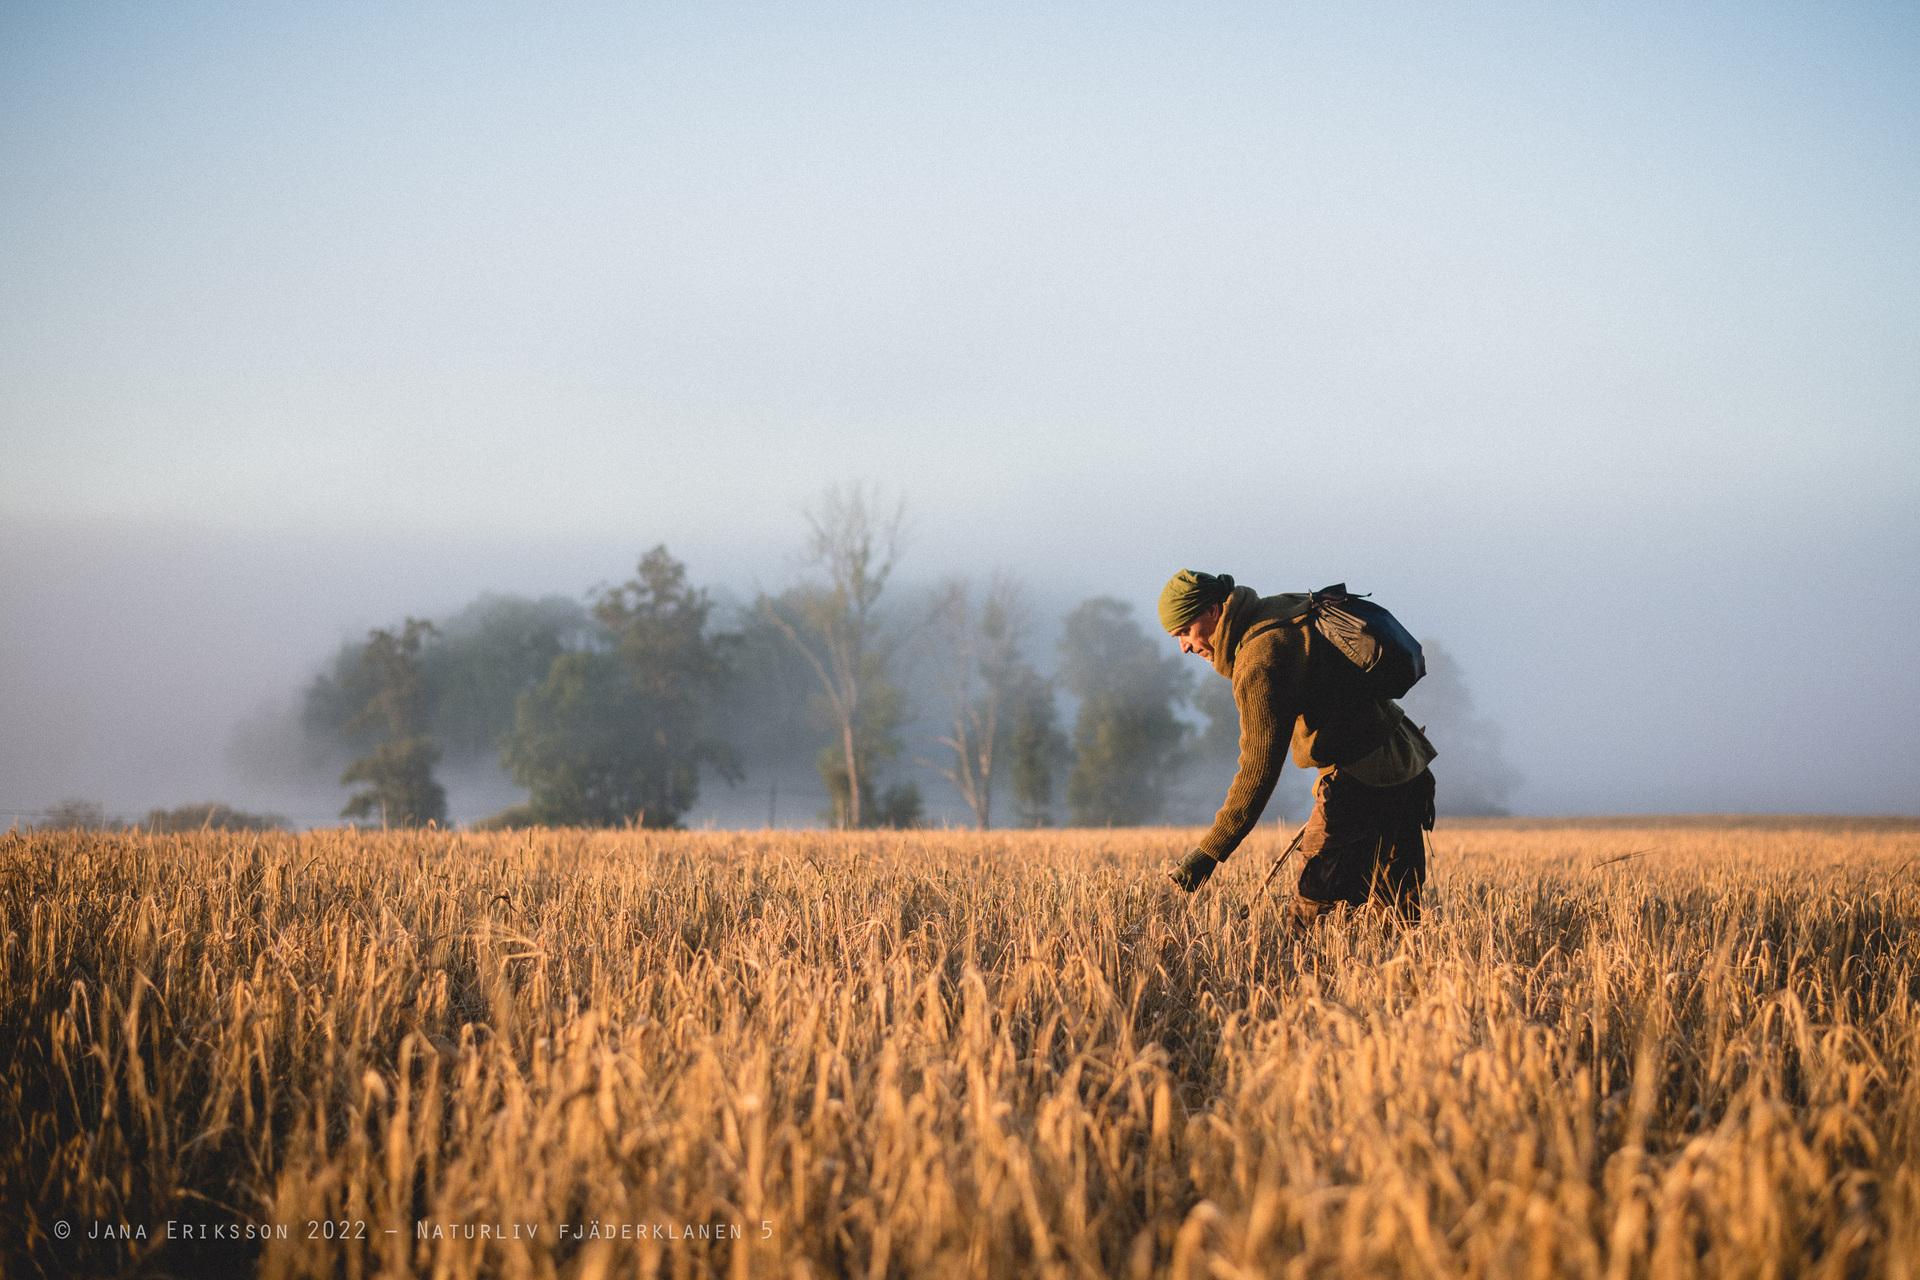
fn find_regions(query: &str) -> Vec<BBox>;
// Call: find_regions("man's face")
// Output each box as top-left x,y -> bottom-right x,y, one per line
1173,603 -> 1222,659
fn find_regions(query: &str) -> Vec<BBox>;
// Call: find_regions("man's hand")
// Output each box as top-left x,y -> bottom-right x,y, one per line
1168,848 -> 1218,893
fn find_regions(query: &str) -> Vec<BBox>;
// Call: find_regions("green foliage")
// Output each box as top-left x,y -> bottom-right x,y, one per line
339,618 -> 448,827
501,652 -> 688,826
302,594 -> 593,765
1059,597 -> 1191,826
593,547 -> 734,701
760,483 -> 906,829
926,575 -> 1038,829
422,594 -> 594,758
142,803 -> 287,833
1005,668 -> 1069,827
500,548 -> 738,828
341,739 -> 446,827
720,604 -> 830,771
301,644 -> 377,761
813,657 -> 908,828
872,781 -> 925,829
345,619 -> 434,740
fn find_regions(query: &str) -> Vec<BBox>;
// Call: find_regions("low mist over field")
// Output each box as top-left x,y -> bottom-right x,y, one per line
4,2 -> 1917,823
1,500 -> 1914,827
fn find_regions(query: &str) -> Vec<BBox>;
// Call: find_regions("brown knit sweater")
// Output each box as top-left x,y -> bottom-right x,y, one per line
1197,585 -> 1429,861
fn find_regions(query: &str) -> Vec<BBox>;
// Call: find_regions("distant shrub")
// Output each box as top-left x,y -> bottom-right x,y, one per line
40,799 -> 122,831
470,803 -> 541,831
141,802 -> 287,833
872,782 -> 925,829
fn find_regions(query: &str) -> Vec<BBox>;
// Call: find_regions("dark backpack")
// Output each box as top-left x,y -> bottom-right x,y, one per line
1282,583 -> 1425,699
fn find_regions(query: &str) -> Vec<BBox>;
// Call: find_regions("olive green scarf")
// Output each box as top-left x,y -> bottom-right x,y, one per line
1210,585 -> 1314,680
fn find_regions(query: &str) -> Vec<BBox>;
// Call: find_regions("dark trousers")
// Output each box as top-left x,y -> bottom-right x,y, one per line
1292,766 -> 1436,926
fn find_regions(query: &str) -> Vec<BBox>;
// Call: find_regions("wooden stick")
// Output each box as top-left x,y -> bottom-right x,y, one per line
1260,820 -> 1311,894
1591,847 -> 1658,869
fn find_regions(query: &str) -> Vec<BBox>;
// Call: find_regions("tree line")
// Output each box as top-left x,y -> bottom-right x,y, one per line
297,484 -> 1514,830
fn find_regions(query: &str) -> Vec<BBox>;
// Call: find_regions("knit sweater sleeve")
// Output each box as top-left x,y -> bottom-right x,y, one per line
1196,657 -> 1296,862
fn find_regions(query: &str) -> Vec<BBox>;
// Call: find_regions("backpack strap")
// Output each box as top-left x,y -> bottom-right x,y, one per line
1276,583 -> 1350,625
1275,593 -> 1318,625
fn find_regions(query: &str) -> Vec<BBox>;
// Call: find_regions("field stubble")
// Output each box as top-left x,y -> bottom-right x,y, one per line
3,822 -> 1918,1278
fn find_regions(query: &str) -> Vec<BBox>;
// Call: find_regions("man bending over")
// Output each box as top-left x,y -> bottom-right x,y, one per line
1161,569 -> 1437,923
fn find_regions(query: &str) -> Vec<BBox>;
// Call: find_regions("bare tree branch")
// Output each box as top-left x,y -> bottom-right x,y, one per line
763,483 -> 907,828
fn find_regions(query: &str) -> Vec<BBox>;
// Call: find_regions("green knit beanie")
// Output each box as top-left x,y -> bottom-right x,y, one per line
1158,570 -> 1235,633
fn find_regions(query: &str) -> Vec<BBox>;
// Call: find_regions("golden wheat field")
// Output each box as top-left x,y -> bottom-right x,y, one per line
4,820 -> 1918,1279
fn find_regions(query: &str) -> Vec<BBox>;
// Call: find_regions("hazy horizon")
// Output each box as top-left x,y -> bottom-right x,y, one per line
4,2 -> 1916,823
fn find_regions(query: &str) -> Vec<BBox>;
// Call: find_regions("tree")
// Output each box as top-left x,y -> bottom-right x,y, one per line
924,574 -> 1033,828
1400,640 -> 1520,816
423,594 -> 595,758
1005,667 -> 1069,827
593,547 -> 734,707
1169,669 -> 1312,825
339,618 -> 448,827
810,665 -> 910,827
718,601 -> 833,817
499,547 -> 739,827
760,483 -> 908,829
302,643 -> 379,763
501,652 -> 694,826
302,593 -> 592,767
1059,597 -> 1191,826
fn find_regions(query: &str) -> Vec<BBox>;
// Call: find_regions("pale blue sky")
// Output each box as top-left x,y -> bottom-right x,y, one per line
3,1 -> 1916,817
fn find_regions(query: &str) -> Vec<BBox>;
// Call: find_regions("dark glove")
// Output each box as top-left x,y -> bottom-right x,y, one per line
1168,848 -> 1218,893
